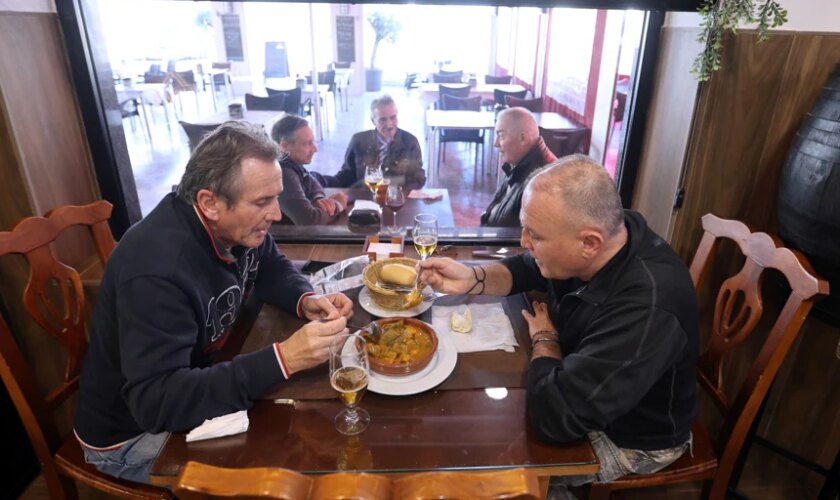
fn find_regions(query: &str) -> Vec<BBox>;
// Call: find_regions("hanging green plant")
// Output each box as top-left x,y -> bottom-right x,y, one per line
692,0 -> 788,81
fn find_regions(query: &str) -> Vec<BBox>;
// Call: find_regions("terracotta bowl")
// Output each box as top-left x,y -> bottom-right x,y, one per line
365,317 -> 438,377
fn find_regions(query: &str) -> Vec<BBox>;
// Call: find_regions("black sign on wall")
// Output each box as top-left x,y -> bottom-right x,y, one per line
222,13 -> 244,61
336,16 -> 355,63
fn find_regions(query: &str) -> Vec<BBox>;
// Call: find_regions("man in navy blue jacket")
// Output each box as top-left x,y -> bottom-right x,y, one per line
419,155 -> 698,496
75,122 -> 354,484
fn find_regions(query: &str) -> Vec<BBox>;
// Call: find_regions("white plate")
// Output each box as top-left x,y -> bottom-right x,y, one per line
358,286 -> 433,318
363,326 -> 458,396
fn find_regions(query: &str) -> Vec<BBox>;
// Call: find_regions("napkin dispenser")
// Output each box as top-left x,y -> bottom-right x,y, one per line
348,200 -> 381,227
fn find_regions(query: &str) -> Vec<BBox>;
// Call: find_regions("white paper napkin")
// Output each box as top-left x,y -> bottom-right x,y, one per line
408,189 -> 443,201
185,410 -> 249,443
432,303 -> 519,353
350,200 -> 382,213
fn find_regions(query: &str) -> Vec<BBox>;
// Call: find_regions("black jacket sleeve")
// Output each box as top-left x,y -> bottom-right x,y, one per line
321,134 -> 363,188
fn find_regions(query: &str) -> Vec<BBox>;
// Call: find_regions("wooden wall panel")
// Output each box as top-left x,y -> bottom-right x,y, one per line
631,27 -> 702,238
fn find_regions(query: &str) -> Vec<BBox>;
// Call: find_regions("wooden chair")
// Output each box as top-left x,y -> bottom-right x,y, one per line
588,213 -> 830,500
504,95 -> 542,112
244,93 -> 286,112
0,201 -> 172,499
179,121 -> 219,152
173,461 -> 392,500
393,468 -> 541,499
539,127 -> 589,157
484,74 -> 512,84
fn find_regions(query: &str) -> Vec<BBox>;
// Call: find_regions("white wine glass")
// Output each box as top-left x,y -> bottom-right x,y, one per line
329,334 -> 370,436
413,213 -> 438,261
363,164 -> 384,202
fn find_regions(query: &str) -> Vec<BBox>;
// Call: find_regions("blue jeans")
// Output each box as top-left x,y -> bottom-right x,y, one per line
80,431 -> 170,485
548,431 -> 691,499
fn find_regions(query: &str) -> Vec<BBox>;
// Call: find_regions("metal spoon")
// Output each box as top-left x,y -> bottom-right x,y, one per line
321,318 -> 382,343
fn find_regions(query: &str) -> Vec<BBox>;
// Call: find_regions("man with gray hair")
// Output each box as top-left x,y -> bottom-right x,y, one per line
75,122 -> 354,485
481,107 -> 556,227
271,115 -> 348,225
319,94 -> 426,191
419,155 -> 698,497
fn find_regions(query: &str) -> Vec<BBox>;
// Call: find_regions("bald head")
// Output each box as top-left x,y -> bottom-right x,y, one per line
494,107 -> 540,164
526,154 -> 624,237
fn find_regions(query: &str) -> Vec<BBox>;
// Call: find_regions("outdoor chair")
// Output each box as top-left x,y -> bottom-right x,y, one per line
437,84 -> 471,108
485,74 -> 513,84
119,98 -> 151,141
588,213 -> 829,499
266,86 -> 303,115
503,94 -> 539,112
170,69 -> 201,115
0,201 -> 172,499
539,127 -> 588,157
244,93 -> 286,112
179,121 -> 219,152
432,72 -> 463,84
439,94 -> 485,174
493,89 -> 528,109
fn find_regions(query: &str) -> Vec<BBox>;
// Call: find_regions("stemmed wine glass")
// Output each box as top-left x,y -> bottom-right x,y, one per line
363,164 -> 383,201
413,213 -> 439,261
329,334 -> 370,436
384,184 -> 405,235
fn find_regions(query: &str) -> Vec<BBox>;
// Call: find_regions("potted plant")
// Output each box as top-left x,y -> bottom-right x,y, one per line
692,0 -> 787,81
366,12 -> 401,92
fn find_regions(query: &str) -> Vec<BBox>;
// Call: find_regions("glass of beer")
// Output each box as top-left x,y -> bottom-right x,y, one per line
363,164 -> 384,201
413,213 -> 438,260
329,333 -> 370,435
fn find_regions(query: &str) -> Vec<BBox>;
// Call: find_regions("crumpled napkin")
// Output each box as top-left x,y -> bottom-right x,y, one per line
408,189 -> 443,201
185,410 -> 249,443
432,303 -> 519,353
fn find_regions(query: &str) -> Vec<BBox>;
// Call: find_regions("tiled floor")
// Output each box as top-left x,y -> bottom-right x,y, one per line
123,85 -> 497,225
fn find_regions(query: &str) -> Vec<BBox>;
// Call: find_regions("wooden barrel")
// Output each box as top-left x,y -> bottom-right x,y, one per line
777,61 -> 840,325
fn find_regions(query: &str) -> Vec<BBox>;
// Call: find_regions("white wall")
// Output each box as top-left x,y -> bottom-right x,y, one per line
666,0 -> 840,32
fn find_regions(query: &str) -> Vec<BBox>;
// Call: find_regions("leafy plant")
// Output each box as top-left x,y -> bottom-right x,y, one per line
367,12 -> 401,69
692,0 -> 788,81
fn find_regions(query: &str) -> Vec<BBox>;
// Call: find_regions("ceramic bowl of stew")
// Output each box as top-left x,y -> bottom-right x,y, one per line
363,317 -> 438,376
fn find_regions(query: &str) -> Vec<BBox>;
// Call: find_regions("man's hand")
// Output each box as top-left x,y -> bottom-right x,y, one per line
330,191 -> 348,209
280,316 -> 348,375
315,198 -> 337,216
522,300 -> 562,361
301,293 -> 354,321
522,301 -> 555,340
416,257 -> 474,294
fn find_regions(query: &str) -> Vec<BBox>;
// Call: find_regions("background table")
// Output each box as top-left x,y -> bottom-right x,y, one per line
191,109 -> 284,129
326,187 -> 455,228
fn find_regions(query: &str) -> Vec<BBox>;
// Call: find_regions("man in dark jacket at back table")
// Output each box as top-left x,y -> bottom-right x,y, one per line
316,94 -> 426,192
420,155 -> 698,499
480,107 -> 557,227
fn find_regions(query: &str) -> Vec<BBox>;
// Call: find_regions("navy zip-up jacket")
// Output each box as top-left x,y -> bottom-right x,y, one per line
504,210 -> 698,450
75,193 -> 312,447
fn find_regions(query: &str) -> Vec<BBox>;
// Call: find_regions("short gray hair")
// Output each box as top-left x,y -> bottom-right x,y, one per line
271,114 -> 309,145
528,154 -> 624,236
370,94 -> 396,116
177,122 -> 280,206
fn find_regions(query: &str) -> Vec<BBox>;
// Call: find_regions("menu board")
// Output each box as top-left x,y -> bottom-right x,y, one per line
221,14 -> 244,62
336,15 -> 355,63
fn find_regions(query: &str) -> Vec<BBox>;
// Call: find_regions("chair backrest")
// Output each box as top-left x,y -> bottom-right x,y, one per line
439,68 -> 463,78
144,72 -> 168,84
318,69 -> 336,92
245,93 -> 286,112
393,468 -> 541,499
171,70 -> 197,91
174,462 -> 392,500
688,214 -> 829,496
442,94 -> 482,111
179,121 -> 220,152
539,127 -> 588,157
504,95 -> 541,112
433,73 -> 463,84
119,98 -> 140,119
0,202 -> 117,497
485,74 -> 513,84
494,88 -> 528,107
265,87 -> 302,114
438,84 -> 471,108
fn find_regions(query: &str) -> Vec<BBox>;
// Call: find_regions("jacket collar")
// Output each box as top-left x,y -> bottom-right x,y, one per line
501,137 -> 554,182
566,211 -> 650,306
191,202 -> 237,264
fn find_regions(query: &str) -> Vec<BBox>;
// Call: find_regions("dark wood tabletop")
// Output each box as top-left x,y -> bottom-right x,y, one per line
327,187 -> 455,228
148,252 -> 598,488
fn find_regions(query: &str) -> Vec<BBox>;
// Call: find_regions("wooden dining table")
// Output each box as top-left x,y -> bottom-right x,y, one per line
325,187 -> 455,229
148,247 -> 599,494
